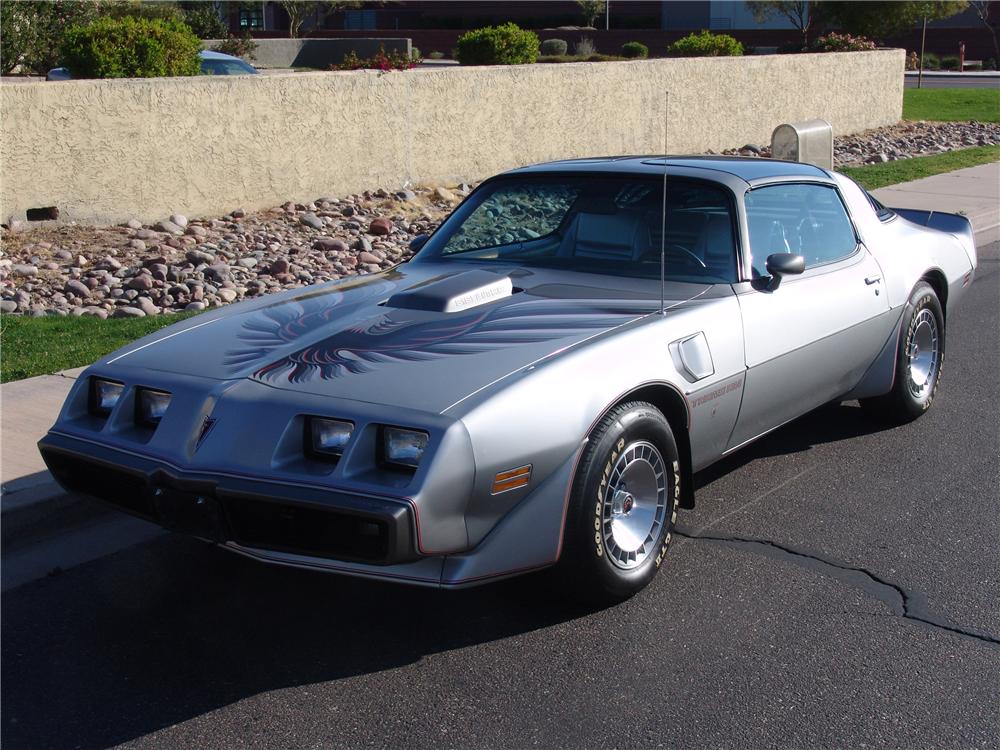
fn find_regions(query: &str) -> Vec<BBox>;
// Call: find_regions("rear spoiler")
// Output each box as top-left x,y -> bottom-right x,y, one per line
893,208 -> 977,270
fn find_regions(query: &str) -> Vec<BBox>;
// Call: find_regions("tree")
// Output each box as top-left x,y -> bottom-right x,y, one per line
970,1 -> 999,62
826,1 -> 969,42
576,0 -> 606,29
281,1 -> 360,38
179,1 -> 228,39
746,1 -> 819,48
0,2 -> 38,74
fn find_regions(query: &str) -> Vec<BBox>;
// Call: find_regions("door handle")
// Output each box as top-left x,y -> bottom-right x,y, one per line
865,276 -> 881,285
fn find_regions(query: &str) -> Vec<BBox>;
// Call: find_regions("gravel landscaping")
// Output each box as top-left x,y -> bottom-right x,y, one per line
2,121 -> 998,319
724,120 -> 1000,164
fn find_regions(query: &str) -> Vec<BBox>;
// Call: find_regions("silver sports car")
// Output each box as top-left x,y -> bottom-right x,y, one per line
39,156 -> 978,602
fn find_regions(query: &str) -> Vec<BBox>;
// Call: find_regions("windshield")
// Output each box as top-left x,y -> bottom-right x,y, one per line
414,175 -> 739,284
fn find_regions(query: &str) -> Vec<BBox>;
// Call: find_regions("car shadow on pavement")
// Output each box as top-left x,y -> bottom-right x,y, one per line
1,534 -> 595,750
1,403 -> 891,749
694,401 -> 892,491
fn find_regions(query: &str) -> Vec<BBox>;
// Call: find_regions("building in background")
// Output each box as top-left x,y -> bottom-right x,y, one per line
221,1 -> 999,60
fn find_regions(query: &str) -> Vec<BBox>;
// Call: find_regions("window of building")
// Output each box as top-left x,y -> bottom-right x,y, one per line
239,2 -> 264,29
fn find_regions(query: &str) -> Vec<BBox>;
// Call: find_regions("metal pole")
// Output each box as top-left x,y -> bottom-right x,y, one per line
606,1 -> 610,31
660,91 -> 668,316
918,16 -> 927,89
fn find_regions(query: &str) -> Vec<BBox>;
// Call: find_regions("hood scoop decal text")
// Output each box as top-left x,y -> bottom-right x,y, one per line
385,270 -> 516,313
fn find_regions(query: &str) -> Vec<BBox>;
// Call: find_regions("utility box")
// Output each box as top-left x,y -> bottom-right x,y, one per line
771,119 -> 833,169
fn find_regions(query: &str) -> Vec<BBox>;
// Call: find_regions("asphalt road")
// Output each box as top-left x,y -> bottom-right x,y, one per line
3,245 -> 998,750
904,74 -> 1000,89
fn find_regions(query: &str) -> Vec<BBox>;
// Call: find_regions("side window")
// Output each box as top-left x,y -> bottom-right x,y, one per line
745,183 -> 858,276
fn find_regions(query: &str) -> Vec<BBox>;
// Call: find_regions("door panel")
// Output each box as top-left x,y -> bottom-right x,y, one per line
728,248 -> 892,450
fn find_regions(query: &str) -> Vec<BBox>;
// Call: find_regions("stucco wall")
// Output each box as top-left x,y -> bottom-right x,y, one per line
0,50 -> 904,225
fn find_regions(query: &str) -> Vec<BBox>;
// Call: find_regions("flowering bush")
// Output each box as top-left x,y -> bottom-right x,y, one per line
212,31 -> 258,61
811,32 -> 876,53
337,46 -> 419,72
667,30 -> 743,57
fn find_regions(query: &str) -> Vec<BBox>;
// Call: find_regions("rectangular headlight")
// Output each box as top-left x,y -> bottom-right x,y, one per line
136,388 -> 172,427
89,378 -> 124,417
307,417 -> 354,460
382,427 -> 429,469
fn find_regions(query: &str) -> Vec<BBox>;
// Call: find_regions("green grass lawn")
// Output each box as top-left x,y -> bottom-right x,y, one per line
840,144 -> 1000,190
903,88 -> 1000,123
0,313 -> 196,383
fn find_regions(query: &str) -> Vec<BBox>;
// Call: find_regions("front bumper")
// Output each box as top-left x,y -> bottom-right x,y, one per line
39,433 -> 418,566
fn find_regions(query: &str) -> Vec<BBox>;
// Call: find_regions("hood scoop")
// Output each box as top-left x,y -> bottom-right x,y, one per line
385,270 -> 516,313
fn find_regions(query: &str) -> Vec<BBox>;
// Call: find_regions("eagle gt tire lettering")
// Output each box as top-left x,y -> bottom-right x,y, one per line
558,401 -> 680,603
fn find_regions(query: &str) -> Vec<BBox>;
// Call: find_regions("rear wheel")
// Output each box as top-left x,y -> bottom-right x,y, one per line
861,282 -> 944,424
555,401 -> 680,605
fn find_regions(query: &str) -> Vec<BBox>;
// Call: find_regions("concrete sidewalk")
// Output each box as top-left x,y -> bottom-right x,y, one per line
1,160 -> 998,526
872,161 -> 1000,245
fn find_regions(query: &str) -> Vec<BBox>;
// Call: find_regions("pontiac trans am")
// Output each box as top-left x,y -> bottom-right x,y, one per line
39,156 -> 978,602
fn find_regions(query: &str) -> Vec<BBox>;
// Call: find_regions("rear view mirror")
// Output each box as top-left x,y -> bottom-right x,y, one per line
764,253 -> 805,290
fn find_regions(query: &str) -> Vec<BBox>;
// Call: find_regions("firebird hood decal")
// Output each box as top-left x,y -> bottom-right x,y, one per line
227,294 -> 658,384
103,264 -> 700,412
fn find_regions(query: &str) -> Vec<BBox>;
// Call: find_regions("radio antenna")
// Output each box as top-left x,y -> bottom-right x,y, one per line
660,91 -> 669,316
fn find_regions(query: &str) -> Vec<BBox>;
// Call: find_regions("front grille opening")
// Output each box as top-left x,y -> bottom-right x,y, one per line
223,496 -> 389,563
44,452 -> 152,518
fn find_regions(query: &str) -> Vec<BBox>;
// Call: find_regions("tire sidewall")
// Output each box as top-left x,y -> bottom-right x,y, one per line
570,403 -> 679,598
897,284 -> 945,416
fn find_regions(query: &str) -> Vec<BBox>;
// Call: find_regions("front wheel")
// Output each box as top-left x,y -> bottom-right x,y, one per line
861,282 -> 945,424
554,401 -> 680,605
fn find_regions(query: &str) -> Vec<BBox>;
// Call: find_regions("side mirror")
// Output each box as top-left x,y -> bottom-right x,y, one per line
764,252 -> 805,290
409,234 -> 429,253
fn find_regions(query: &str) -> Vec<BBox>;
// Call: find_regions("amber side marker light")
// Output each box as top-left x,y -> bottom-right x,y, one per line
492,465 -> 532,494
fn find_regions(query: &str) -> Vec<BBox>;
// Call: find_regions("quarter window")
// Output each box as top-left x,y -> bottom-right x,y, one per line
745,183 -> 858,276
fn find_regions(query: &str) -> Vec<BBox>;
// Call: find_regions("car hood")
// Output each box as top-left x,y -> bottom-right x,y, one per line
103,262 -> 700,413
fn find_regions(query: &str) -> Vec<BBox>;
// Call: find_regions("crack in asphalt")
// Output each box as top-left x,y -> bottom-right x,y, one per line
674,527 -> 1000,649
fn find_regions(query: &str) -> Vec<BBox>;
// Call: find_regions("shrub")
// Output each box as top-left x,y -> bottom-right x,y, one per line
428,50 -> 445,59
182,4 -> 227,39
60,16 -> 201,78
540,38 -> 568,56
939,54 -> 960,70
338,46 -> 418,72
537,53 -> 626,63
455,23 -> 540,66
621,41 -> 648,59
667,30 -> 743,57
985,58 -> 997,71
212,31 -> 258,61
810,32 -> 876,53
921,52 -> 941,70
574,36 -> 596,56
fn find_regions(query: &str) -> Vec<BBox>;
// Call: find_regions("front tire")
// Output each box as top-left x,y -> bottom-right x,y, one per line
555,401 -> 680,605
861,282 -> 945,424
